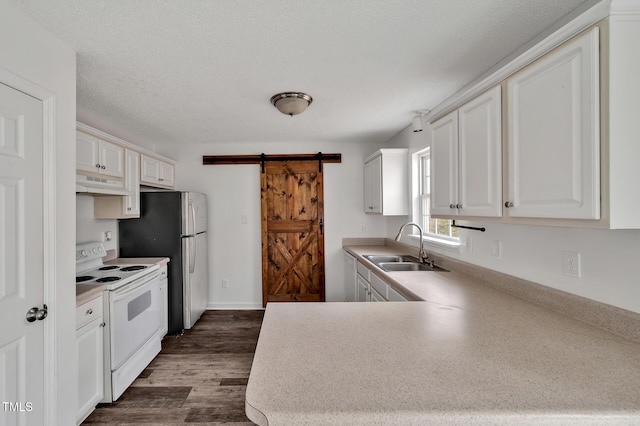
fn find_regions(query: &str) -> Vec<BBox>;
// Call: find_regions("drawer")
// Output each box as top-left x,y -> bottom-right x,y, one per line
370,274 -> 389,300
76,295 -> 103,329
356,261 -> 371,282
388,286 -> 409,301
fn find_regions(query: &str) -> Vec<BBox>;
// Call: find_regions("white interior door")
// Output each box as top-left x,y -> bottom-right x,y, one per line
0,83 -> 45,425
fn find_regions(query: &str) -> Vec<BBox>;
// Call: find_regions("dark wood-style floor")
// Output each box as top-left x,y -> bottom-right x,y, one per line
83,310 -> 264,425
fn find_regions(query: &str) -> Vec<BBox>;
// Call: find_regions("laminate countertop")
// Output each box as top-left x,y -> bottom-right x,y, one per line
245,246 -> 640,425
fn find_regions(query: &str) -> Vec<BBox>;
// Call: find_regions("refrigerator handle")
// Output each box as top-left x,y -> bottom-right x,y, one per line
189,236 -> 196,273
189,201 -> 196,236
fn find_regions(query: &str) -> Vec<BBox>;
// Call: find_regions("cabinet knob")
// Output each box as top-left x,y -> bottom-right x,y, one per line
504,201 -> 514,208
456,203 -> 462,209
127,207 -> 132,211
86,308 -> 93,315
159,178 -> 164,181
101,165 -> 106,169
95,163 -> 101,168
449,204 -> 454,209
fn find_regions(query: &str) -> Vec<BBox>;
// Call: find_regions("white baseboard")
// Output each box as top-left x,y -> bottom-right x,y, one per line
207,303 -> 264,310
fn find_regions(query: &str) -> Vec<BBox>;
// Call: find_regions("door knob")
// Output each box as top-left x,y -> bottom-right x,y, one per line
26,304 -> 48,322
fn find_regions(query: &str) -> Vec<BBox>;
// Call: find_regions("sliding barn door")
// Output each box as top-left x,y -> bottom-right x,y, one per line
261,160 -> 325,306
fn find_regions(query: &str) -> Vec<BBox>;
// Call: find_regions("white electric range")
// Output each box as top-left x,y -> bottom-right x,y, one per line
76,242 -> 162,402
76,242 -> 158,289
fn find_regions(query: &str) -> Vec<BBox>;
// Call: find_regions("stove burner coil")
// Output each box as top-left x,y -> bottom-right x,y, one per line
96,276 -> 122,283
76,276 -> 96,283
99,265 -> 120,271
120,265 -> 148,272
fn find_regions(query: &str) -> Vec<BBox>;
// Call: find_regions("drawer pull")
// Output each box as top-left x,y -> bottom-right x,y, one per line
86,308 -> 93,315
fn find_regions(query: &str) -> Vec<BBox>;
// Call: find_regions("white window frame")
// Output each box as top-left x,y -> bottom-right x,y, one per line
412,148 -> 461,251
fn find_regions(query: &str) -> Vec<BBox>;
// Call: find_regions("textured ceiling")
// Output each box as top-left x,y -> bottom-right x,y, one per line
16,0 -> 593,146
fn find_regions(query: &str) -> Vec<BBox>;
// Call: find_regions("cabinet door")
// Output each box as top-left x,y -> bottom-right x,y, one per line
506,28 -> 600,219
76,320 -> 104,424
430,110 -> 458,216
370,287 -> 386,302
343,253 -> 357,302
124,149 -> 140,215
76,130 -> 100,173
98,140 -> 124,178
388,286 -> 408,301
356,275 -> 369,302
141,154 -> 160,184
158,161 -> 175,187
159,267 -> 168,337
364,156 -> 382,213
458,85 -> 503,217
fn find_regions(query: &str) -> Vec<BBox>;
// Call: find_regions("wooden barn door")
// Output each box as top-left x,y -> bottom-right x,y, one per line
261,160 -> 325,306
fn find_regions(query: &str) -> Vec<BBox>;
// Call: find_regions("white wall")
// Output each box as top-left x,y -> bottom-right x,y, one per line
76,195 -> 119,252
161,140 -> 387,308
0,0 -> 77,423
386,124 -> 640,315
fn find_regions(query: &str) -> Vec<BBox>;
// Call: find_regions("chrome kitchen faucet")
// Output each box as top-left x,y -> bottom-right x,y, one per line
394,222 -> 433,267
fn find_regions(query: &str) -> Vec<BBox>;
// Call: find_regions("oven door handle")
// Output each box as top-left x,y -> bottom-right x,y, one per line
111,272 -> 159,301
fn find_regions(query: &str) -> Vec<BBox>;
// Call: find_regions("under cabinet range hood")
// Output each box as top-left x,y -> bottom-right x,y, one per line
76,174 -> 130,196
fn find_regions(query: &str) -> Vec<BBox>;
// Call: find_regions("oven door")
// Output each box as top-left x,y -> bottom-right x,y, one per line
109,272 -> 161,370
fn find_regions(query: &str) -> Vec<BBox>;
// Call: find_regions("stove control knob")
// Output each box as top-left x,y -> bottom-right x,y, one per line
98,246 -> 104,253
80,249 -> 87,257
92,248 -> 98,254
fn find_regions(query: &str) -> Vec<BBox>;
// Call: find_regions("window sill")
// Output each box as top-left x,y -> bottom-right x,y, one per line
408,234 -> 463,254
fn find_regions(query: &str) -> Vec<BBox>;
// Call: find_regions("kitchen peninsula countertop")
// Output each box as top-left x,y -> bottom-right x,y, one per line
245,246 -> 640,425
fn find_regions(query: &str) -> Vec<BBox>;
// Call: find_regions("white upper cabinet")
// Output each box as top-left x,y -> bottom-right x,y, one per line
430,111 -> 459,216
141,154 -> 175,189
94,148 -> 141,219
124,149 -> 141,215
76,130 -> 124,178
505,28 -> 600,220
364,154 -> 382,213
363,149 -> 408,216
431,85 -> 502,217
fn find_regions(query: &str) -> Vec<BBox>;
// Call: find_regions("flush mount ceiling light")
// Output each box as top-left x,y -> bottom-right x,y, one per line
270,92 -> 313,116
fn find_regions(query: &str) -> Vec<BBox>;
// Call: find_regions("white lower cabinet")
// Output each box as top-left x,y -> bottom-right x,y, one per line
344,253 -> 357,302
352,256 -> 409,302
159,265 -> 169,337
388,286 -> 409,301
356,274 -> 370,302
76,295 -> 104,425
369,287 -> 386,302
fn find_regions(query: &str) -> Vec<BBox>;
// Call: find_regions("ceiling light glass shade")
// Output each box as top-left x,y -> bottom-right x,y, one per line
412,114 -> 423,132
270,92 -> 313,116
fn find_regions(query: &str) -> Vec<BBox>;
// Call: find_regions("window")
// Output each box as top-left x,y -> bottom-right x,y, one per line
415,148 -> 460,243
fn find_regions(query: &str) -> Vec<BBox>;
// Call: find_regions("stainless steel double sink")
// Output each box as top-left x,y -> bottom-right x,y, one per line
363,255 -> 448,272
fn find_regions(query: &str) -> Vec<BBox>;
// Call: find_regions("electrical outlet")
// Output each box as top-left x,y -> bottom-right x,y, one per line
491,240 -> 501,259
222,279 -> 229,288
563,251 -> 581,278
